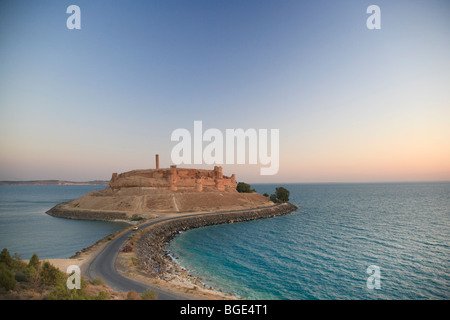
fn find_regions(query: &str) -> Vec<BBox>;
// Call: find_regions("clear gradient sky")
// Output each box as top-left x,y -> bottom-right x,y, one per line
1,0 -> 449,183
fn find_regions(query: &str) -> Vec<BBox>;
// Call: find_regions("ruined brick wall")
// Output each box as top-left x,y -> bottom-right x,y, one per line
108,166 -> 237,192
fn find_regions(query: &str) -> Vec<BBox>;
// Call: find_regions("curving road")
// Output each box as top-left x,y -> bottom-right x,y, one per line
87,204 -> 285,300
87,216 -> 188,300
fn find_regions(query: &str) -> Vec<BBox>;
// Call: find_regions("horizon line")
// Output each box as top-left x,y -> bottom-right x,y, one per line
1,179 -> 449,185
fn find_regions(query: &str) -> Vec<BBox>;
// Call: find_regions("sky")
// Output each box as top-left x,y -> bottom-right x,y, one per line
0,0 -> 449,183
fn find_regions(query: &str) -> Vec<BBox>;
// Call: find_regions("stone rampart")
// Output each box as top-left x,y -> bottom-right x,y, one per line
109,166 -> 237,192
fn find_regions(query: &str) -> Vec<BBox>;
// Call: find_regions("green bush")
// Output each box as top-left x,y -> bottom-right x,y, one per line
40,261 -> 64,287
28,253 -> 40,270
0,263 -> 16,290
47,275 -> 94,300
12,253 -> 27,273
268,187 -> 291,203
276,187 -> 290,202
0,249 -> 114,300
48,284 -> 90,300
96,291 -> 109,300
269,194 -> 278,203
0,248 -> 28,290
0,248 -> 13,268
26,265 -> 40,286
236,182 -> 254,193
47,281 -> 80,300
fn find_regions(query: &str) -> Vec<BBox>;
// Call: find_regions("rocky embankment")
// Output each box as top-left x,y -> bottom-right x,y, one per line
45,188 -> 274,220
136,202 -> 298,278
46,202 -> 129,221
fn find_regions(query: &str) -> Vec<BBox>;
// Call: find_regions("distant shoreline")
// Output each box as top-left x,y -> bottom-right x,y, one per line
0,180 -> 109,186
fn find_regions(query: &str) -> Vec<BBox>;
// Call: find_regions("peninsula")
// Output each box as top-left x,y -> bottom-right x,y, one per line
46,155 -> 292,222
45,155 -> 298,299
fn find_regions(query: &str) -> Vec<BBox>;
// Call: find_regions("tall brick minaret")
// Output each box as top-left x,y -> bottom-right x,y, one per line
155,154 -> 159,169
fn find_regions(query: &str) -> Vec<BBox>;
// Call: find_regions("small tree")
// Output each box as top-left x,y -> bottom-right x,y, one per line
0,263 -> 16,290
0,248 -> 13,268
40,261 -> 64,287
276,187 -> 290,202
12,253 -> 27,272
26,265 -> 40,287
269,194 -> 278,203
236,182 -> 251,193
28,253 -> 40,270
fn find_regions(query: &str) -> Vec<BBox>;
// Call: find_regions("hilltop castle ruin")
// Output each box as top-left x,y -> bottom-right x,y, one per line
109,154 -> 237,192
46,154 -> 297,219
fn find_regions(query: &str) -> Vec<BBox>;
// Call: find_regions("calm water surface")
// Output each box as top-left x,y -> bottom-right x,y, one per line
1,183 -> 448,299
169,183 -> 450,299
0,185 -> 127,259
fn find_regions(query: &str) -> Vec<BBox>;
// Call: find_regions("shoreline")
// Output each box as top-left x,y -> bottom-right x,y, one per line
132,202 -> 298,299
43,202 -> 298,300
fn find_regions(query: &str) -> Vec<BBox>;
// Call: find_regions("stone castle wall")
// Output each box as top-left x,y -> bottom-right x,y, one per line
109,166 -> 237,192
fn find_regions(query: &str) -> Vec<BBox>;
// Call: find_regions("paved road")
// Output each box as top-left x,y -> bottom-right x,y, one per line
87,204 -> 284,300
88,216 -> 187,300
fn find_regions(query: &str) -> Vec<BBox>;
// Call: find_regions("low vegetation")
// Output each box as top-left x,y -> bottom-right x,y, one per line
274,187 -> 290,202
237,182 -> 290,203
236,182 -> 256,193
131,214 -> 144,222
0,248 -> 158,300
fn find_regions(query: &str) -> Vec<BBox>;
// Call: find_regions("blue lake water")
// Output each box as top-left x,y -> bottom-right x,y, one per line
169,182 -> 450,300
1,183 -> 448,299
0,185 -> 128,259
